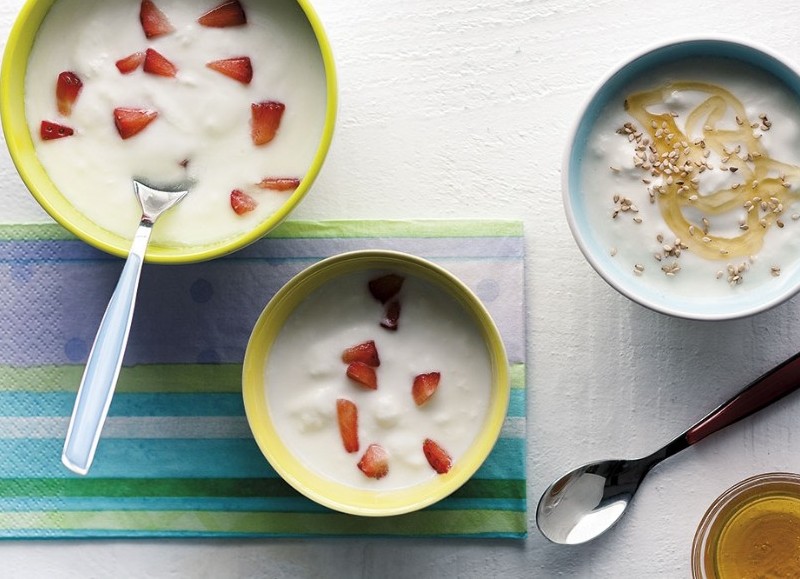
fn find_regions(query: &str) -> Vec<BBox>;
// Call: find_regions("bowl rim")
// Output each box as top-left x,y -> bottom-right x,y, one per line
241,249 -> 511,517
0,0 -> 338,264
561,35 -> 800,320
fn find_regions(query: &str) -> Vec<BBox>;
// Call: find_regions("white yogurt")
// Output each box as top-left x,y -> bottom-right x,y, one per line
26,0 -> 327,247
266,270 -> 492,490
581,56 -> 800,298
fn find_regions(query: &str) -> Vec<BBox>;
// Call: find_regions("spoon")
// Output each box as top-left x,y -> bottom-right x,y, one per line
536,349 -> 800,545
61,178 -> 191,475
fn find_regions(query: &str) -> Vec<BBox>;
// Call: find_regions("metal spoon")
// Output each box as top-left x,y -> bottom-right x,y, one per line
536,350 -> 800,545
61,178 -> 191,475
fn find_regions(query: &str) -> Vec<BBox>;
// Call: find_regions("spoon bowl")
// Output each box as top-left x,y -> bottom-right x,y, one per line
537,350 -> 800,544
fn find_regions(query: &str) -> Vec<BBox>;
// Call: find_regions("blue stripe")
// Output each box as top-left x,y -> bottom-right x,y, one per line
0,496 -> 525,514
0,236 -> 524,262
0,438 -> 524,480
0,393 -> 245,418
507,389 -> 525,418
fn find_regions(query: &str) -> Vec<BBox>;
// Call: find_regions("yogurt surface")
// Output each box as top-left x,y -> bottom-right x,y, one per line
580,56 -> 800,299
25,0 -> 327,247
266,270 -> 492,490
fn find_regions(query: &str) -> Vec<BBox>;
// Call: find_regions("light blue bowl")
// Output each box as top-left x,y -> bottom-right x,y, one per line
563,37 -> 800,320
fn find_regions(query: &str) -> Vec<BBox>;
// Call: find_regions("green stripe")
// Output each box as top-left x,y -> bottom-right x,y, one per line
0,363 -> 524,394
0,478 -> 525,500
510,363 -> 525,390
0,220 -> 524,242
0,223 -> 74,241
0,509 -> 527,536
0,364 -> 242,393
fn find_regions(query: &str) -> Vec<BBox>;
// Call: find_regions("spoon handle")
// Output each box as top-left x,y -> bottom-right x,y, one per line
683,350 -> 800,447
61,221 -> 153,475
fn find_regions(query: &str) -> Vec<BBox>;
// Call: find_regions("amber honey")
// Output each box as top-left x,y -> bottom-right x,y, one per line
693,473 -> 800,578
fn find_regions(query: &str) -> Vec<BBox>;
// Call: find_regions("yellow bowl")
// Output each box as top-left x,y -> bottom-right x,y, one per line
0,0 -> 337,264
242,250 -> 510,516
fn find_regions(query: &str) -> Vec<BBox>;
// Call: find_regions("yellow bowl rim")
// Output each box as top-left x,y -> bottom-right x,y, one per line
242,250 -> 511,517
0,0 -> 338,264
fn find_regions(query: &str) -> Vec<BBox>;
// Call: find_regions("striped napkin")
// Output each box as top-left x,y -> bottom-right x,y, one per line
0,220 -> 526,539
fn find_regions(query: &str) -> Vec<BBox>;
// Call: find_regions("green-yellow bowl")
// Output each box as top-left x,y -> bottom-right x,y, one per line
0,0 -> 337,264
242,250 -> 510,516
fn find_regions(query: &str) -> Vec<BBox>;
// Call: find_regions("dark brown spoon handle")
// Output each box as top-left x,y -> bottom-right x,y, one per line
684,350 -> 800,446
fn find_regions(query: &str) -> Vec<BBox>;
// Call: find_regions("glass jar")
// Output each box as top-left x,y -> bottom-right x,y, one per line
692,472 -> 800,578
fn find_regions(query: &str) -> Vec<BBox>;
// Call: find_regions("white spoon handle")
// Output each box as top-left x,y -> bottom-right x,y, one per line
61,222 -> 153,475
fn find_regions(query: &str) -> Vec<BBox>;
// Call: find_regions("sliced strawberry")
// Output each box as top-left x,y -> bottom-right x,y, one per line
336,399 -> 359,454
357,444 -> 389,479
40,121 -> 74,140
113,107 -> 158,140
423,438 -> 452,474
251,101 -> 285,146
230,189 -> 257,215
207,56 -> 252,84
55,71 -> 82,116
140,0 -> 175,38
412,372 -> 440,406
116,52 -> 145,74
346,361 -> 377,390
342,340 -> 380,367
257,177 -> 301,191
143,48 -> 177,78
198,0 -> 247,27
368,274 -> 404,303
380,300 -> 401,331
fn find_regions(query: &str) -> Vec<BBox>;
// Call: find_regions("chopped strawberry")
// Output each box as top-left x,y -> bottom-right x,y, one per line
116,52 -> 145,74
357,444 -> 389,479
230,189 -> 257,215
40,121 -> 74,140
380,300 -> 401,331
346,361 -> 378,390
113,107 -> 158,140
143,48 -> 177,77
251,101 -> 285,146
140,0 -> 175,38
412,372 -> 440,406
342,340 -> 380,367
336,399 -> 359,453
257,177 -> 301,191
368,274 -> 404,304
423,438 -> 452,474
207,56 -> 252,84
198,0 -> 247,27
55,71 -> 82,116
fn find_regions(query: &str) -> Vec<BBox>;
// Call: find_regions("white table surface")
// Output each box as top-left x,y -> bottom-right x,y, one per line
3,0 -> 800,577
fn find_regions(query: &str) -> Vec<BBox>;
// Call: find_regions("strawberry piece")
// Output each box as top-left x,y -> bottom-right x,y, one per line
357,444 -> 389,479
380,300 -> 401,331
412,372 -> 440,406
207,56 -> 252,84
40,121 -> 74,140
143,48 -> 177,77
251,101 -> 285,146
346,361 -> 377,390
116,52 -> 145,74
55,71 -> 82,116
423,438 -> 452,474
113,107 -> 158,140
230,189 -> 257,215
257,177 -> 301,191
342,340 -> 380,367
336,399 -> 359,453
140,0 -> 175,38
368,274 -> 404,304
198,0 -> 247,27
